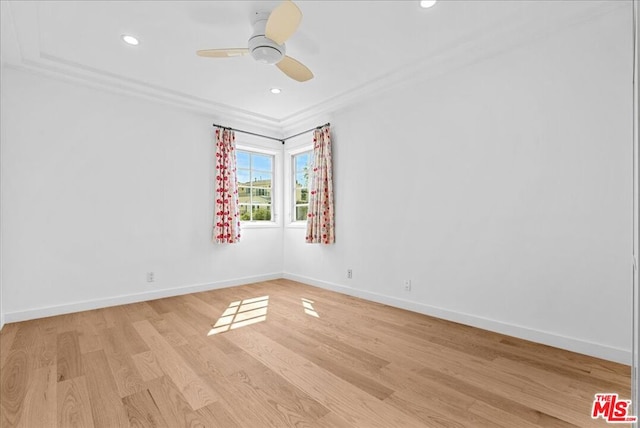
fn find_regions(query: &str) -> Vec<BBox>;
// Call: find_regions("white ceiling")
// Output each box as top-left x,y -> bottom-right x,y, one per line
0,0 -> 626,129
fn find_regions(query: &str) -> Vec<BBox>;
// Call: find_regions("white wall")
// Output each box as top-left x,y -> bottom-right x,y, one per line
0,4 -> 633,366
632,0 -> 639,414
0,62 -> 6,330
284,7 -> 634,363
0,67 -> 283,321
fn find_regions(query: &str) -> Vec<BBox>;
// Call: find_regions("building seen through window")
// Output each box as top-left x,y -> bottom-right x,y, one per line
237,150 -> 274,221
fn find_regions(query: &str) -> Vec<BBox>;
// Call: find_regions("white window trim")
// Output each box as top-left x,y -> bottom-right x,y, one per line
236,144 -> 282,229
285,144 -> 313,228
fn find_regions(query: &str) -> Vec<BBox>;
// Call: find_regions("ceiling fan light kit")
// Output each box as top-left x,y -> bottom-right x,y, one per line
248,12 -> 286,65
196,0 -> 313,82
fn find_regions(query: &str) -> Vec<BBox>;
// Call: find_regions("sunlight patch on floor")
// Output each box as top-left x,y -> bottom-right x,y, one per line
302,298 -> 319,318
208,295 -> 269,336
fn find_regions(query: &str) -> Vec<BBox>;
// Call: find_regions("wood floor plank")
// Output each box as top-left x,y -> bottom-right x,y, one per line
26,328 -> 58,370
132,351 -> 165,382
76,310 -> 107,354
83,350 -> 130,428
57,331 -> 83,382
196,401 -> 242,428
379,362 -> 560,427
123,301 -> 161,324
302,327 -> 390,370
416,356 -> 606,427
174,335 -> 316,427
382,392 -> 482,428
162,311 -> 200,338
146,376 -> 211,427
99,327 -> 146,398
145,297 -> 178,315
232,364 -> 331,425
116,321 -> 150,355
467,399 -> 575,428
122,388 -> 169,428
310,412 -> 354,428
148,317 -> 189,347
78,332 -> 102,355
100,305 -> 131,329
17,365 -> 57,428
57,376 -> 95,428
132,320 -> 218,410
10,321 -> 42,351
176,336 -> 298,426
207,334 -> 331,426
0,323 -> 20,368
228,327 -> 426,428
253,321 -> 395,400
0,280 -> 631,427
1,349 -> 29,427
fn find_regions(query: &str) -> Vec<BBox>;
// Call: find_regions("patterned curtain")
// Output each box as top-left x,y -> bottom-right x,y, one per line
213,128 -> 241,243
306,125 -> 334,244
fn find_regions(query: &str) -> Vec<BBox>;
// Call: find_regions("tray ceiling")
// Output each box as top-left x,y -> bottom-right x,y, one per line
1,1 -> 626,129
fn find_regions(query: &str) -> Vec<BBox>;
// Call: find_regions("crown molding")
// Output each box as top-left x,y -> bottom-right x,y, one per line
20,53 -> 284,131
278,1 -> 629,131
2,0 -> 629,135
1,1 -> 285,132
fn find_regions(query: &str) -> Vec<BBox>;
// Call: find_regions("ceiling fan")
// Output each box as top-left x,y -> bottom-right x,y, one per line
196,0 -> 313,82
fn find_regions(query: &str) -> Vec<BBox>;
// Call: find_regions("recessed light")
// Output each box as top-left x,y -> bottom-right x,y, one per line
121,34 -> 139,46
270,88 -> 282,94
420,0 -> 437,8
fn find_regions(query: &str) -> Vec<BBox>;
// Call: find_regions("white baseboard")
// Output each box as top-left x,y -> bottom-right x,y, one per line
3,271 -> 631,365
3,273 -> 282,324
283,272 -> 632,365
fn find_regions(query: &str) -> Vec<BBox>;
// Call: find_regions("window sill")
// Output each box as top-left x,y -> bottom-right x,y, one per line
286,222 -> 307,229
241,222 -> 281,229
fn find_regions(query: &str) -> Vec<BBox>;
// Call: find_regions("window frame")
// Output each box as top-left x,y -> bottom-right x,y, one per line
285,145 -> 313,228
235,144 -> 281,228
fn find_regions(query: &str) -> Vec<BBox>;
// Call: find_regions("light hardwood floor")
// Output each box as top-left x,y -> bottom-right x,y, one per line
0,279 -> 631,427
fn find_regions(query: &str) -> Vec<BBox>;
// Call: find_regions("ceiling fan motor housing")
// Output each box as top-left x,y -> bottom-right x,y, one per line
249,11 -> 286,64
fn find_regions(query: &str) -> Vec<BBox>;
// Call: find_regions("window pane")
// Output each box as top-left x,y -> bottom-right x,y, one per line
295,205 -> 308,221
238,186 -> 251,203
237,150 -> 274,222
252,188 -> 272,204
237,151 -> 250,169
295,152 -> 311,171
239,205 -> 251,221
252,205 -> 271,221
295,172 -> 307,188
252,154 -> 272,172
295,188 -> 308,204
237,169 -> 251,185
252,173 -> 272,188
292,150 -> 312,223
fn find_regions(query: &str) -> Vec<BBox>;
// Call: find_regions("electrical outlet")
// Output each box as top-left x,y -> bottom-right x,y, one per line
147,272 -> 155,283
404,279 -> 411,291
347,269 -> 353,279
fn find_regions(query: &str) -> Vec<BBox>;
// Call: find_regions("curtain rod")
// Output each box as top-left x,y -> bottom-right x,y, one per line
212,123 -> 283,143
283,123 -> 331,141
212,122 -> 330,145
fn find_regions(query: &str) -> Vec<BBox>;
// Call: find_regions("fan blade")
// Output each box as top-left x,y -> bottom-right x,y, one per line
196,48 -> 249,58
276,56 -> 313,82
265,1 -> 302,45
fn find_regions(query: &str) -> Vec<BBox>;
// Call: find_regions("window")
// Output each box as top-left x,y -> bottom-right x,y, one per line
292,150 -> 312,222
237,150 -> 274,222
